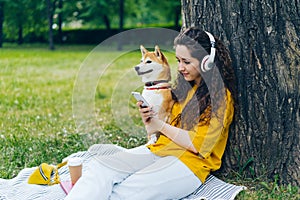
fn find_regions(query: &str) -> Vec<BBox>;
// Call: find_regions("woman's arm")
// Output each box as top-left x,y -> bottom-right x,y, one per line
148,118 -> 198,153
137,102 -> 198,153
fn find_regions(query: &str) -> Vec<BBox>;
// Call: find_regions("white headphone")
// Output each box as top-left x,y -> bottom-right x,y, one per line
200,31 -> 216,72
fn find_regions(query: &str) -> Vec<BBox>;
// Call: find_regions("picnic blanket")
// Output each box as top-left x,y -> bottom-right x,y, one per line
0,144 -> 246,200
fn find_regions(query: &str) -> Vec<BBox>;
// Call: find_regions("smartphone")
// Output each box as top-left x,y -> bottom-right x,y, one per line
131,92 -> 150,108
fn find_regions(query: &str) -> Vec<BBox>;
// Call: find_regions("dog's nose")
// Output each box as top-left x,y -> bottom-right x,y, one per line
134,66 -> 140,71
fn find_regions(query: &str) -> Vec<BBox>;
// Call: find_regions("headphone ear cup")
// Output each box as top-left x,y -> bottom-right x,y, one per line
200,55 -> 210,72
201,31 -> 216,72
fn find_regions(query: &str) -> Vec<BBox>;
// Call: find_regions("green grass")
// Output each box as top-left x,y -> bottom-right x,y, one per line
0,44 -> 93,178
0,44 -> 299,199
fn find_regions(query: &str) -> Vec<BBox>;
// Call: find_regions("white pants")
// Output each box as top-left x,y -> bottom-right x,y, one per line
64,145 -> 201,200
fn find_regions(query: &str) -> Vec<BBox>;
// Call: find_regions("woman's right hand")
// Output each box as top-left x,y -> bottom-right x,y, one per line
137,101 -> 155,124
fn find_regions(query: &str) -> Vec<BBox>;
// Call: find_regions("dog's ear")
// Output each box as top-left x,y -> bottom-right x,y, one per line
154,45 -> 162,58
155,45 -> 168,63
140,45 -> 148,57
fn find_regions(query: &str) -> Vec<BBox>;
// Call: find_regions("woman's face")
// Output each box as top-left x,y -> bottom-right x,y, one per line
175,45 -> 201,85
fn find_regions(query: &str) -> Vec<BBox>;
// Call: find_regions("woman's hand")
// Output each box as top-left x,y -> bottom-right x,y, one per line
136,102 -> 164,134
136,102 -> 197,153
137,101 -> 155,124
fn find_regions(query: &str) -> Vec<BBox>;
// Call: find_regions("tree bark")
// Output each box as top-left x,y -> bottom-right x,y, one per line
181,0 -> 300,186
46,0 -> 55,50
118,0 -> 124,50
57,0 -> 63,43
119,0 -> 124,32
17,24 -> 23,45
174,5 -> 181,30
0,2 -> 4,48
103,15 -> 111,30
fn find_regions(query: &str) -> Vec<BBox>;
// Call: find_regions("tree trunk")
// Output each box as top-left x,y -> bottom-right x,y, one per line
103,15 -> 111,30
57,0 -> 63,43
181,0 -> 300,186
0,2 -> 4,48
119,0 -> 124,32
17,24 -> 23,45
118,0 -> 124,51
174,5 -> 181,30
46,0 -> 55,50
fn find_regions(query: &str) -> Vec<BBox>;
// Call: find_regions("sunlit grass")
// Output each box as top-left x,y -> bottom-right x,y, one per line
0,44 -> 298,199
0,44 -> 90,178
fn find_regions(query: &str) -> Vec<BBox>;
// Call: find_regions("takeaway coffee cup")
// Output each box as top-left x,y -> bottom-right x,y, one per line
68,157 -> 83,185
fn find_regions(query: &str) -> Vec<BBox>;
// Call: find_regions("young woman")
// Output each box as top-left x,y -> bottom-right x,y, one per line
64,27 -> 237,200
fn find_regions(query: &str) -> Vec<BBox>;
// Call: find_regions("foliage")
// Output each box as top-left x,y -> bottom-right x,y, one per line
124,0 -> 181,27
1,0 -> 181,43
63,0 -> 181,29
68,0 -> 120,29
3,0 -> 48,43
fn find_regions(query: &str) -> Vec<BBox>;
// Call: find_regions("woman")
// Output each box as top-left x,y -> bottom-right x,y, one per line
65,27 -> 237,200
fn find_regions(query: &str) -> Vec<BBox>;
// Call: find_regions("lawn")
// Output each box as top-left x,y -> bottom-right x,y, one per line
0,44 -> 299,199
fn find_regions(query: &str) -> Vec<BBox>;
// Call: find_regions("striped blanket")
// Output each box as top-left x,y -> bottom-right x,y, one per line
0,144 -> 246,200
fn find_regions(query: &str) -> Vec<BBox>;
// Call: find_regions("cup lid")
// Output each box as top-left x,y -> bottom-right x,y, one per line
68,157 -> 83,166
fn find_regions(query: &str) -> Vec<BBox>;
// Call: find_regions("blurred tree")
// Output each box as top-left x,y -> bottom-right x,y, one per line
46,0 -> 57,50
117,0 -> 124,50
71,0 -> 119,30
2,0 -> 182,44
181,0 -> 300,186
5,0 -> 28,44
151,0 -> 181,28
57,0 -> 63,43
119,0 -> 124,31
67,0 -> 181,29
125,0 -> 181,28
0,0 -> 4,47
55,0 -> 79,28
3,0 -> 47,43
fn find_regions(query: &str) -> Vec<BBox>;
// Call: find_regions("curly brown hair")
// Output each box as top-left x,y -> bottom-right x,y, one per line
171,27 -> 237,130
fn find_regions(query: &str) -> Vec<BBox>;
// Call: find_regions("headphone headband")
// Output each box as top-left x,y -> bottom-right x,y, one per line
205,31 -> 216,48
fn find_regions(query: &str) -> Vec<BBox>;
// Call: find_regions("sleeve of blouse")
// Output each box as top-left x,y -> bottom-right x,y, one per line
188,90 -> 234,159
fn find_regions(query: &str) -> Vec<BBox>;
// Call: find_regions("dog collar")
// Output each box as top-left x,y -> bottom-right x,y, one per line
145,86 -> 171,90
145,80 -> 169,87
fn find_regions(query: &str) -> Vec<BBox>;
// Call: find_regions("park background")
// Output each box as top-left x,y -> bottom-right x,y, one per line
0,0 -> 299,199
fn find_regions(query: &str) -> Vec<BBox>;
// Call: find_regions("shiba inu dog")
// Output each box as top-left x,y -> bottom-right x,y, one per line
134,45 -> 174,143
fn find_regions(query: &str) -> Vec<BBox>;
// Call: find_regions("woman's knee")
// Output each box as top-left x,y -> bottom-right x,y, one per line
110,157 -> 201,200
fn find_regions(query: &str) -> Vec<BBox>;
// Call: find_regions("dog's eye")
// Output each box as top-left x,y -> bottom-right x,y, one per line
146,60 -> 152,64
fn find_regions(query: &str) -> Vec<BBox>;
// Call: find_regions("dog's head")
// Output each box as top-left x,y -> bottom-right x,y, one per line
134,45 -> 171,83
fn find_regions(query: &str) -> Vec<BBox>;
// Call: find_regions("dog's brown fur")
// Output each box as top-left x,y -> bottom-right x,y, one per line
135,45 -> 174,142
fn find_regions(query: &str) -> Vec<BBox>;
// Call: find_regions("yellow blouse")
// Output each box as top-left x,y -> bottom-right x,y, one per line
147,87 -> 234,183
